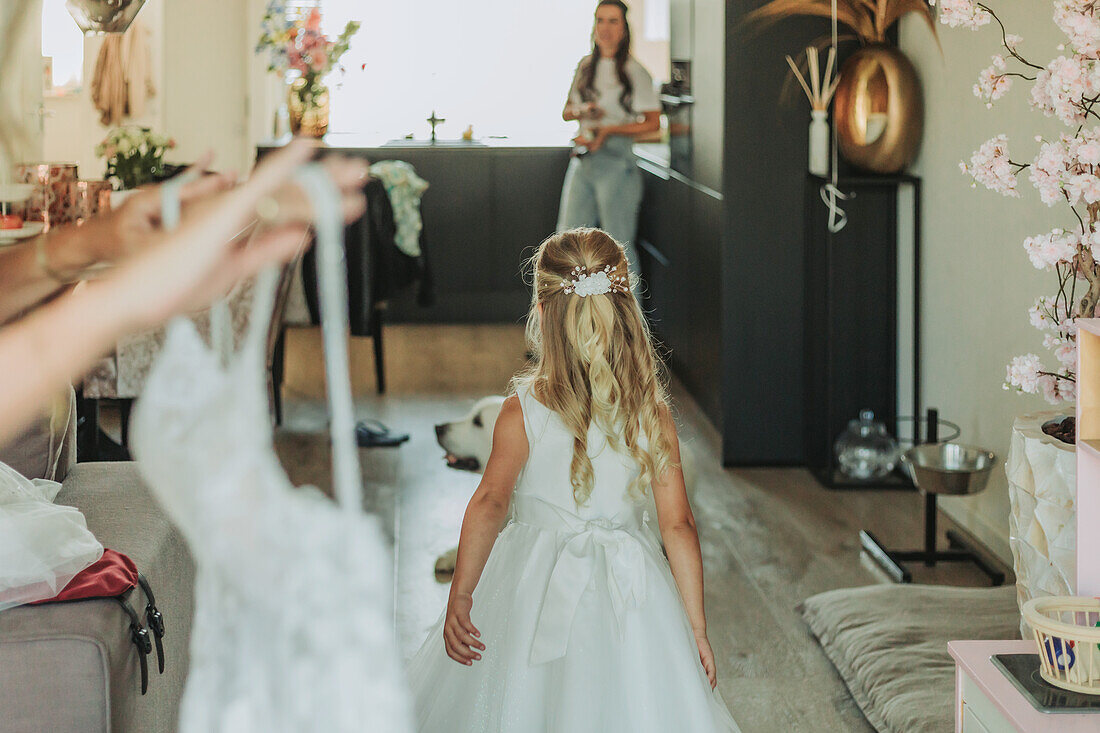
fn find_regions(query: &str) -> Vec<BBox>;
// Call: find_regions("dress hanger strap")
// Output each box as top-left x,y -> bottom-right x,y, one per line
159,168 -> 238,359
293,163 -> 362,513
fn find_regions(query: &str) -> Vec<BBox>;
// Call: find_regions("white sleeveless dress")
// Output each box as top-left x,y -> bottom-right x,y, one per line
405,383 -> 741,732
130,165 -> 413,732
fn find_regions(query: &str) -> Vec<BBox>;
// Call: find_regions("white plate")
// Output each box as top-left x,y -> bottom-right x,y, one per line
0,221 -> 45,244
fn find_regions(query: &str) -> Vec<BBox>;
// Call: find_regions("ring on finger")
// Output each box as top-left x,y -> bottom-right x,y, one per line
255,195 -> 280,224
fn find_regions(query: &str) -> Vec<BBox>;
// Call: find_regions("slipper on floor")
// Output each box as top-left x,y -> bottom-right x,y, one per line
355,420 -> 409,448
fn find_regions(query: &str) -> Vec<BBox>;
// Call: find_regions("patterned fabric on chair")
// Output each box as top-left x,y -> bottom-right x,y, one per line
81,255 -> 302,453
84,285 -> 259,401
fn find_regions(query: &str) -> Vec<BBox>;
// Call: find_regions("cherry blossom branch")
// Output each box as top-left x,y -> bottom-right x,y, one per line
1056,261 -> 1072,319
1038,370 -> 1076,383
976,2 -> 1045,71
1070,202 -> 1086,233
1069,255 -> 1079,319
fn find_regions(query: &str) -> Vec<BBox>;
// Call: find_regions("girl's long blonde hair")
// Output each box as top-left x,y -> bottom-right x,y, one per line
511,228 -> 675,506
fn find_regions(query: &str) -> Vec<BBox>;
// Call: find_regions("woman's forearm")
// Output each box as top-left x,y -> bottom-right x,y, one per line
450,494 -> 511,599
599,117 -> 661,138
0,215 -> 124,324
662,521 -> 708,634
0,280 -> 132,446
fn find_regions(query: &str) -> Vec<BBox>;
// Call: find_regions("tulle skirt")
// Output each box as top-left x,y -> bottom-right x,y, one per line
0,462 -> 103,611
404,519 -> 741,732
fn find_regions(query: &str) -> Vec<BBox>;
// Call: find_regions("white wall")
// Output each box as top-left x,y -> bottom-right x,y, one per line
901,6 -> 1069,563
2,0 -> 45,169
42,0 -> 251,178
162,0 -> 249,173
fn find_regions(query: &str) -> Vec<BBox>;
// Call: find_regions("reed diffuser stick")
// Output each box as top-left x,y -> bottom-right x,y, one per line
785,46 -> 840,112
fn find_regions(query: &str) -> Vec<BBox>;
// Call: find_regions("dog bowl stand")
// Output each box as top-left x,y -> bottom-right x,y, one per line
860,410 -> 1006,586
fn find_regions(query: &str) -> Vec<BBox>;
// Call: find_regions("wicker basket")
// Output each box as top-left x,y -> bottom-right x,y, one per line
1021,596 -> 1100,695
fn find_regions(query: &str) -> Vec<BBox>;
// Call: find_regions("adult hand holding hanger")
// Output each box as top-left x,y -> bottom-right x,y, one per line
91,137 -> 368,332
0,145 -> 368,324
0,137 -> 367,446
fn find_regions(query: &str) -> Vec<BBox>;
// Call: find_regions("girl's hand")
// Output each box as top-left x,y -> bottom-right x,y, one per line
443,591 -> 484,666
695,630 -> 717,689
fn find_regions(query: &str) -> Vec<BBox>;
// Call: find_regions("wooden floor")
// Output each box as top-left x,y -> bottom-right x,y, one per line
274,324 -> 1011,733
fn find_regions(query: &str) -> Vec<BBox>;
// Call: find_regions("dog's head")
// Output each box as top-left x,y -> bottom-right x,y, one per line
434,395 -> 507,472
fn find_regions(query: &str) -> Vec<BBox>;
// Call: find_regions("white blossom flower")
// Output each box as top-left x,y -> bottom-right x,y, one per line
961,135 -> 1020,196
1005,353 -> 1045,393
935,0 -> 993,29
974,54 -> 1012,106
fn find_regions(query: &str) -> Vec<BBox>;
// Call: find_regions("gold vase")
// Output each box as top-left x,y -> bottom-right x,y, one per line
287,78 -> 329,138
833,45 -> 923,174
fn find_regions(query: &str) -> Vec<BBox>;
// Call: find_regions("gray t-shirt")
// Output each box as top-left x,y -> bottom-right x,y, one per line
567,55 -> 661,130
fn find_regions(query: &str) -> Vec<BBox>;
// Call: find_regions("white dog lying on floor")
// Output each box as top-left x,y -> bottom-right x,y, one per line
432,395 -> 698,579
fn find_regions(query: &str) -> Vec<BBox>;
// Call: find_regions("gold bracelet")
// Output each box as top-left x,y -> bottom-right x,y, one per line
35,233 -> 86,284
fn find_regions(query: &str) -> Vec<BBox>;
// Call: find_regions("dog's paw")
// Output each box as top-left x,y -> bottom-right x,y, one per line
434,547 -> 458,583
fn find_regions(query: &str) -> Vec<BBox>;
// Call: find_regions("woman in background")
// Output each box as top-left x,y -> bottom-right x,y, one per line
557,0 -> 661,283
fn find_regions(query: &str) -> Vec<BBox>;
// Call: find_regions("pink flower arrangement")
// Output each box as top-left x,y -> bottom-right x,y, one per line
256,3 -> 359,97
939,0 -> 1100,404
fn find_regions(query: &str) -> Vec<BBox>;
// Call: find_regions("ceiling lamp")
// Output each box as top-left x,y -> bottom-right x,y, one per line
65,0 -> 147,35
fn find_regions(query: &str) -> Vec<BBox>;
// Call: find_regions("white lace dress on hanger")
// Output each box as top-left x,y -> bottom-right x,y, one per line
130,166 -> 413,732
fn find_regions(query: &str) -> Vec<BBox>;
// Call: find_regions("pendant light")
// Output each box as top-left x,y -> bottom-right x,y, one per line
65,0 -> 146,35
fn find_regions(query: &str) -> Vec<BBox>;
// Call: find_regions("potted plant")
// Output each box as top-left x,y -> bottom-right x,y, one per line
938,0 -> 1097,627
746,0 -> 939,173
256,3 -> 360,138
95,126 -> 177,207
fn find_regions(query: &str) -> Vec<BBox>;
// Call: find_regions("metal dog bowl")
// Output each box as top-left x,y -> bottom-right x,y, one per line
899,443 -> 997,496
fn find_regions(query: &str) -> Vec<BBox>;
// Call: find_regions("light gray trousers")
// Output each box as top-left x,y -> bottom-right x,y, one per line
555,135 -> 643,280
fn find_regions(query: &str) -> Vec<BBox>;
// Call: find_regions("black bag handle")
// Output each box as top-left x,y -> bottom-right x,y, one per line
114,592 -> 150,695
137,573 -> 165,674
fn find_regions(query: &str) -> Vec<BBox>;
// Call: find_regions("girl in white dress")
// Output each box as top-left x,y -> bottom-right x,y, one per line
405,228 -> 740,732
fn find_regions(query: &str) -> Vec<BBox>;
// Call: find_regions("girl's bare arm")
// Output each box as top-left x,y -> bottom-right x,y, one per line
449,395 -> 529,599
651,405 -> 707,636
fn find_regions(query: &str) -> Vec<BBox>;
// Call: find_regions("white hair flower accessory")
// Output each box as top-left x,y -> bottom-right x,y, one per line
560,264 -> 629,297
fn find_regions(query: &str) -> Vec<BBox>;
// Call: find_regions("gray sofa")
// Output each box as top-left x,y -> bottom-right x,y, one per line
0,462 -> 194,733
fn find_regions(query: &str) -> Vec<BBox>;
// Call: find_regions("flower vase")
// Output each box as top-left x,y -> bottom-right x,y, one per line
809,110 -> 829,177
1007,411 -> 1077,638
287,78 -> 330,138
833,44 -> 924,174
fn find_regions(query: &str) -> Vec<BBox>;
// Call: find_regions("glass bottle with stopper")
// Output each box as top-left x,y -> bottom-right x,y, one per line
834,409 -> 900,481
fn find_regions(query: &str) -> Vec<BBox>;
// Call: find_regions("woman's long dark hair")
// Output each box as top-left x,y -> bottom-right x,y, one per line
578,0 -> 633,114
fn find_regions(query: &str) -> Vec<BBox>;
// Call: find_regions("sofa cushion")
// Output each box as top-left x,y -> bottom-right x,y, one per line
799,583 -> 1019,733
0,462 -> 194,733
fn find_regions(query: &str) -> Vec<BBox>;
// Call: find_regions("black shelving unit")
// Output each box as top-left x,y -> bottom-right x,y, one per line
803,173 -> 921,489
